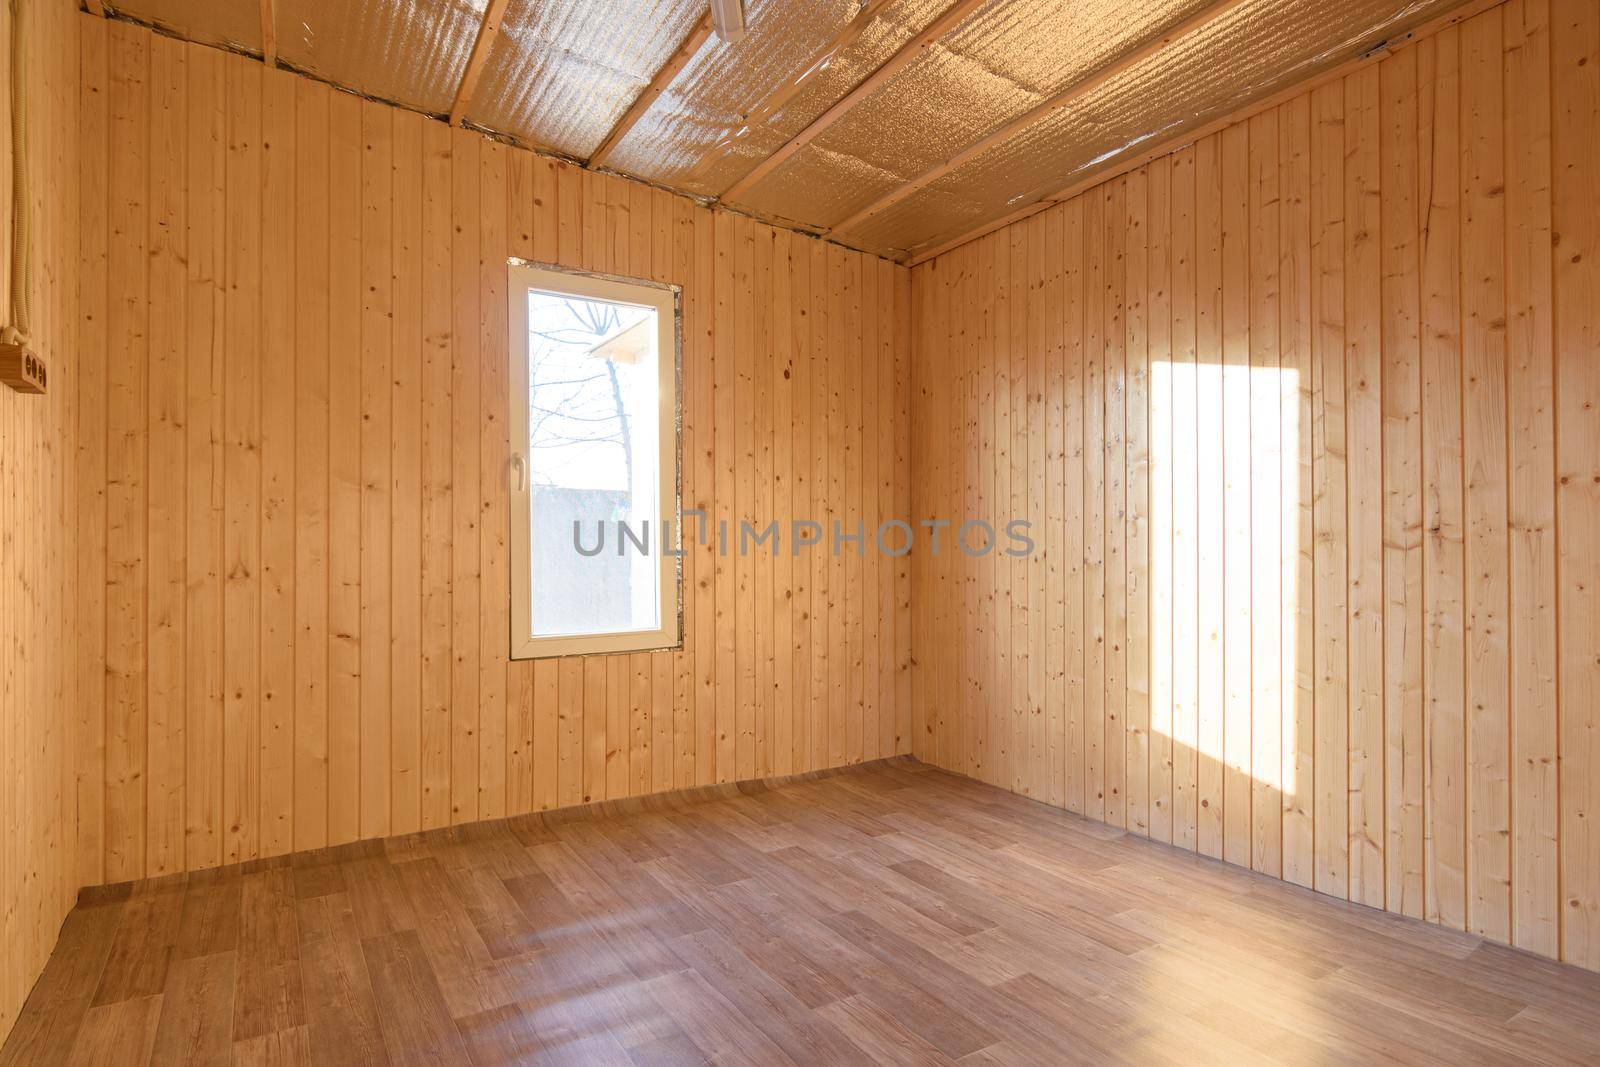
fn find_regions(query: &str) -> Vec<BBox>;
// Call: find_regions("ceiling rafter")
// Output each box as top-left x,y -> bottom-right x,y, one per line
829,0 -> 1247,237
449,0 -> 512,128
588,11 -> 715,170
260,0 -> 277,66
903,0 -> 1504,267
684,0 -> 896,185
84,0 -> 106,15
709,0 -> 746,42
716,0 -> 988,205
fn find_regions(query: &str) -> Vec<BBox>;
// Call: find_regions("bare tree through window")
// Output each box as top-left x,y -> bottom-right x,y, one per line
528,296 -> 647,497
509,262 -> 677,659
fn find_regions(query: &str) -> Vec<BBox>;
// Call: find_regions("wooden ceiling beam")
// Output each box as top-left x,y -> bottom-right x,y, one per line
588,11 -> 715,169
684,0 -> 895,185
708,0 -> 746,42
830,0 -> 1247,236
903,0 -> 1506,267
717,0 -> 987,204
260,0 -> 277,66
449,0 -> 512,128
83,0 -> 106,15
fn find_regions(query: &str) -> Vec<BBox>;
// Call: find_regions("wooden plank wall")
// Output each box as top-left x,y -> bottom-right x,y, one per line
75,16 -> 912,885
909,0 -> 1600,971
0,0 -> 81,1041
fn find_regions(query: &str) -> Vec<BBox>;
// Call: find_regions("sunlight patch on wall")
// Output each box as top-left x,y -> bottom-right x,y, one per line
1150,358 -> 1303,798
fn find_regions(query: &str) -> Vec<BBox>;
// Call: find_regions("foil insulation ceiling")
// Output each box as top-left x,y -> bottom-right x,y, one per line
598,0 -> 954,191
103,0 -> 262,54
274,0 -> 487,116
101,0 -> 1478,261
831,0 -> 1468,257
108,0 -> 487,116
736,0 -> 1216,228
601,0 -> 947,194
466,0 -> 707,159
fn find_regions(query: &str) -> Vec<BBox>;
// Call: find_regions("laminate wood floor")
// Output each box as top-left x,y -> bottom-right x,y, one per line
6,758 -> 1599,1065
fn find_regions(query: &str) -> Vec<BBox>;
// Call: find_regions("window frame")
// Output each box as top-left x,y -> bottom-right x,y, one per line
507,259 -> 682,660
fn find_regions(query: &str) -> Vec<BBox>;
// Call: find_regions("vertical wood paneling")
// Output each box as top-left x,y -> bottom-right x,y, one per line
860,248 -> 878,769
1419,28 -> 1467,930
477,141 -> 509,817
4,0 -> 81,1039
690,198 -> 715,790
972,240 -> 991,783
922,243 -> 941,768
770,228 -> 793,776
712,208 -> 736,783
945,245 -> 967,773
1124,174 -> 1150,836
750,219 -> 772,779
811,236 -> 832,775
419,120 -> 454,829
146,33 -> 187,878
58,0 -> 1600,988
556,656 -> 581,807
1062,204 -> 1086,817
1247,109 -> 1281,877
734,218 -> 756,779
1193,136 -> 1225,860
1044,207 -> 1067,811
938,242 -> 958,776
1021,222 -> 1040,791
881,261 -> 900,763
1553,0 -> 1600,972
1344,65 -> 1385,910
1309,80 -> 1349,900
221,57 -> 262,867
326,91 -> 361,847
953,243 -> 966,777
1102,186 -> 1125,827
1168,148 -> 1198,851
504,151 -> 533,815
1219,125 -> 1251,870
787,227 -> 810,780
1379,46 -> 1424,918
183,43 -> 226,871
77,13 -> 109,894
966,238 -> 979,780
292,76 -> 329,852
895,259 -> 914,760
1280,96 -> 1315,889
909,0 -> 1599,974
449,128 -> 481,822
390,109 -> 424,835
1503,0 -> 1559,960
259,68 -> 296,860
105,20 -> 149,884
1082,191 -> 1103,821
650,187 -> 678,797
1144,163 -> 1170,841
834,243 -> 855,771
77,22 -> 910,893
1461,8 -> 1511,941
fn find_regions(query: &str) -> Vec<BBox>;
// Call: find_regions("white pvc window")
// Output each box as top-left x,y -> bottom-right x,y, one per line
508,262 -> 680,659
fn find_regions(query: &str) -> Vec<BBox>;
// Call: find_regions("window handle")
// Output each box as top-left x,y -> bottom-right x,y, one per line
509,453 -> 527,492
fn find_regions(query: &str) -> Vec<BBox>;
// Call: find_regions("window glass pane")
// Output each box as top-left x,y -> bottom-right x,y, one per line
525,288 -> 661,639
